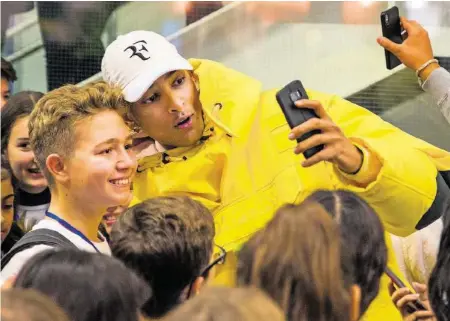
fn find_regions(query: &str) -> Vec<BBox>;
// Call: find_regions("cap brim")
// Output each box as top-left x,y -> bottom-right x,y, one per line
123,55 -> 193,103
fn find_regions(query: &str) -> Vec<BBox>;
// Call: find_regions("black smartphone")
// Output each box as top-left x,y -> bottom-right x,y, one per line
380,6 -> 403,70
276,80 -> 323,159
385,267 -> 428,313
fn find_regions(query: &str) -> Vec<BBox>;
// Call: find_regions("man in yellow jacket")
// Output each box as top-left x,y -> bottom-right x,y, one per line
102,30 -> 450,320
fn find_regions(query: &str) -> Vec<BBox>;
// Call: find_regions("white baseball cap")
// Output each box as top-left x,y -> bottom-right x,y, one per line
101,30 -> 193,103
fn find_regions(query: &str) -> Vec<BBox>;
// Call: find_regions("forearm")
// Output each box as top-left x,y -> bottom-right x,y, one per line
334,137 -> 437,237
306,92 -> 447,236
422,67 -> 450,124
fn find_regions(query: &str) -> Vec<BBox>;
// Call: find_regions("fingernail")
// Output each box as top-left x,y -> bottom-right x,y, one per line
288,133 -> 295,140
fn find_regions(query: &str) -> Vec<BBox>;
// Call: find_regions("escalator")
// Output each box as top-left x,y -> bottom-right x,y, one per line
347,56 -> 450,151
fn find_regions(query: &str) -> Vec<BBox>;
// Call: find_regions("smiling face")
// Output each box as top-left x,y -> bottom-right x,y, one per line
132,70 -> 205,148
6,116 -> 48,194
102,204 -> 128,235
62,110 -> 137,209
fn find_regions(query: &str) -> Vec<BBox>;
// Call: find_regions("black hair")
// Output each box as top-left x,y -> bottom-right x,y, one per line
1,58 -> 17,82
13,249 -> 151,321
306,190 -> 388,315
428,200 -> 450,321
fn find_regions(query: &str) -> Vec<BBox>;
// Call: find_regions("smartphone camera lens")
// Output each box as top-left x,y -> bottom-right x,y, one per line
290,90 -> 302,102
384,14 -> 390,26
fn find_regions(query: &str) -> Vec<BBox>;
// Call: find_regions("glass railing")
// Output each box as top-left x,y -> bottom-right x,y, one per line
3,1 -> 450,150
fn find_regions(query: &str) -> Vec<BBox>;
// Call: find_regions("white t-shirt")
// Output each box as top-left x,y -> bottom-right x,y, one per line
1,219 -> 110,285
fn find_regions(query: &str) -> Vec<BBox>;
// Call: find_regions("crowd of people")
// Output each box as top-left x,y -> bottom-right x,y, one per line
1,12 -> 450,321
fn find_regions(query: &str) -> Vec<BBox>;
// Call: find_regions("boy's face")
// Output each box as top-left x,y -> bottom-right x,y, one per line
65,110 -> 136,209
1,177 -> 14,241
1,76 -> 10,110
132,70 -> 204,148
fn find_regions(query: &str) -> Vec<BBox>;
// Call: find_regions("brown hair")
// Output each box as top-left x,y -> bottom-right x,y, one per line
237,201 -> 352,321
110,196 -> 215,318
1,289 -> 69,321
162,286 -> 285,321
28,81 -> 129,186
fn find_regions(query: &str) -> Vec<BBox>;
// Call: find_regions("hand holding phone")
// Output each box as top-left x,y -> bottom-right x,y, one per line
276,80 -> 324,159
377,16 -> 438,80
276,80 -> 364,173
386,267 -> 429,314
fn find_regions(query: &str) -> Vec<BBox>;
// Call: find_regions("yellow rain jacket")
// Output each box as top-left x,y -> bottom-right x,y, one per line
131,59 -> 450,321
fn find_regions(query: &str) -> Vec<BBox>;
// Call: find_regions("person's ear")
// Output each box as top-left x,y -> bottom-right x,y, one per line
349,284 -> 361,321
190,72 -> 200,92
46,154 -> 68,184
190,276 -> 206,297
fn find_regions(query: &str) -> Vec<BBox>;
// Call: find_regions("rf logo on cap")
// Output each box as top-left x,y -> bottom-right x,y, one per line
124,40 -> 150,61
103,30 -> 193,102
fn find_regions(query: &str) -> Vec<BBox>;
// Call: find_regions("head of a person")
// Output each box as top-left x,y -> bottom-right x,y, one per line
428,200 -> 450,321
110,196 -> 216,318
162,286 -> 286,321
1,165 -> 14,242
1,91 -> 47,194
305,190 -> 388,316
28,82 -> 136,211
101,191 -> 133,236
237,201 -> 360,321
13,249 -> 151,321
1,289 -> 70,321
102,31 -> 204,149
1,58 -> 17,109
